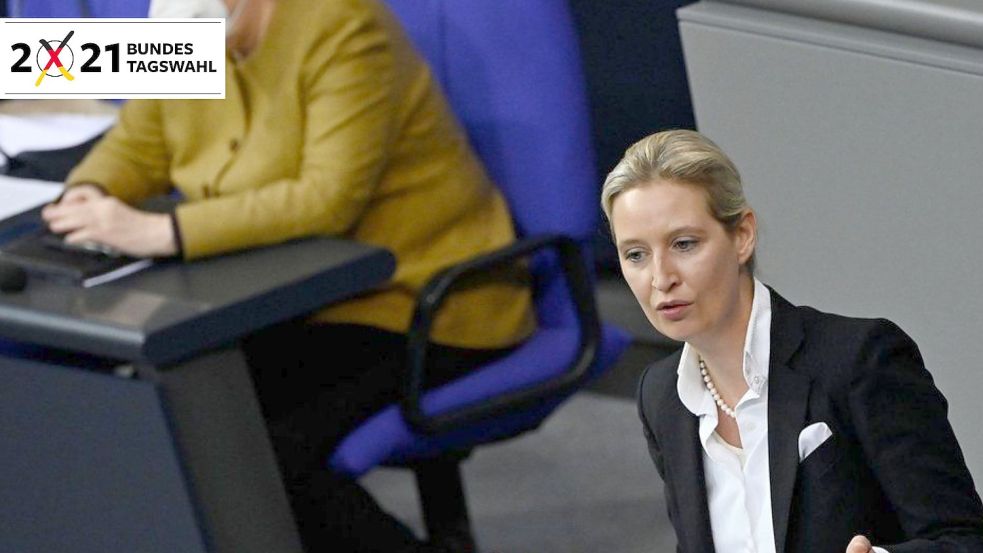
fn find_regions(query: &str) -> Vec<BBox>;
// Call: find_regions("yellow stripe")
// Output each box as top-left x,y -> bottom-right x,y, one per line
56,65 -> 75,81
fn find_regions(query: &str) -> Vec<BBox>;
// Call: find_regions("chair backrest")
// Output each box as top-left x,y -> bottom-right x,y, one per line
387,0 -> 598,241
13,0 -> 149,17
385,0 -> 600,329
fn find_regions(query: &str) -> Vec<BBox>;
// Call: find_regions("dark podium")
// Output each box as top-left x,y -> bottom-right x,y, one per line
0,236 -> 395,553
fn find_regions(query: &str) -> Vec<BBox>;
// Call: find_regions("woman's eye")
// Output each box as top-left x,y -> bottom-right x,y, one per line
624,250 -> 644,262
673,239 -> 698,252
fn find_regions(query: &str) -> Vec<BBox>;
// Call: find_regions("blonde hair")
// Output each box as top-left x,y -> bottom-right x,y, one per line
601,129 -> 755,273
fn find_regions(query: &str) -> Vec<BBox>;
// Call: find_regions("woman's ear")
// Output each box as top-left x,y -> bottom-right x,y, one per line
734,209 -> 757,266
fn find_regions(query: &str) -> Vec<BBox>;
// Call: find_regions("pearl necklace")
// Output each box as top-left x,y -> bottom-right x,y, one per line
699,356 -> 737,419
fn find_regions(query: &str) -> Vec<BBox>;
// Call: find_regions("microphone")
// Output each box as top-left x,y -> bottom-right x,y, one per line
0,261 -> 27,293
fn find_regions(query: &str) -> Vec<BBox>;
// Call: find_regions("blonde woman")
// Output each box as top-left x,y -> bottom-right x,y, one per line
603,129 -> 983,553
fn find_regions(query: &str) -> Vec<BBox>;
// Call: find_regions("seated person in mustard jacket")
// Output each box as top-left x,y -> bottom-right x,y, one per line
42,0 -> 534,551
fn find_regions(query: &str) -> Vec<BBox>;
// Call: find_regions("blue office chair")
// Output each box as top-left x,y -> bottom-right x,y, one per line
9,0 -> 148,17
330,1 -> 632,550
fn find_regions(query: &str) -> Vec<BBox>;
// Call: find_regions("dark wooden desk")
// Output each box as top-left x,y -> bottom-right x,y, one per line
0,237 -> 395,553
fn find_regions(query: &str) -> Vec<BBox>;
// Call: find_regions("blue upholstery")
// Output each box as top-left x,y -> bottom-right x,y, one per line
12,0 -> 149,17
386,0 -> 603,331
331,0 -> 631,479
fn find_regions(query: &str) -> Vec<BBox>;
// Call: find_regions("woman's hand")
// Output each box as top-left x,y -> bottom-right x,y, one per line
41,190 -> 178,258
845,535 -> 873,553
58,184 -> 106,205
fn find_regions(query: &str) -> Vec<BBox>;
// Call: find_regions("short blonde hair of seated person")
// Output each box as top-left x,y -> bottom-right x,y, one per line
600,129 -> 756,274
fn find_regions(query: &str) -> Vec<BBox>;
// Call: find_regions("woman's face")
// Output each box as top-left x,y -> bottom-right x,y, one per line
612,180 -> 755,345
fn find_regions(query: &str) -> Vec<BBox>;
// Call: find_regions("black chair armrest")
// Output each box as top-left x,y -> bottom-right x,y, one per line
401,233 -> 601,434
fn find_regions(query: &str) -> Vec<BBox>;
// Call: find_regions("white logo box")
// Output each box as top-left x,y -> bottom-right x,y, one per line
1,19 -> 226,99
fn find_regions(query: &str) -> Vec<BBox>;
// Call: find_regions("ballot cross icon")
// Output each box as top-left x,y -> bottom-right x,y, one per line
35,30 -> 76,87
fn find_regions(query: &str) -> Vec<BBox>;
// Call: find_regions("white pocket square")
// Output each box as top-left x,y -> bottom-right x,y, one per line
798,422 -> 833,462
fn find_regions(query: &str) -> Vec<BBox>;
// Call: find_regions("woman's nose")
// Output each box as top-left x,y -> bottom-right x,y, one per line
651,258 -> 677,292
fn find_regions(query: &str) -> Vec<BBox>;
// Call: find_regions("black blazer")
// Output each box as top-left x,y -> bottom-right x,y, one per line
638,288 -> 983,553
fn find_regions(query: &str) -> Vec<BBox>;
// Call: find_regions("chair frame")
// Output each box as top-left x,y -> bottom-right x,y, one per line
395,234 -> 604,550
401,234 -> 601,434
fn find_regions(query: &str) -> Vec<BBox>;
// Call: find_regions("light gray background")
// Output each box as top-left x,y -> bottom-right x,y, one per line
679,1 -> 983,481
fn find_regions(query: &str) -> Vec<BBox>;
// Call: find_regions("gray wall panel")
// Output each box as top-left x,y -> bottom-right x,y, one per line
680,2 -> 983,479
716,0 -> 983,49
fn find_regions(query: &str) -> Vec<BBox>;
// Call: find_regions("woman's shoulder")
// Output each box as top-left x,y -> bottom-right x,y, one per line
273,0 -> 384,40
799,308 -> 909,346
297,0 -> 397,28
774,290 -> 922,383
773,288 -> 912,349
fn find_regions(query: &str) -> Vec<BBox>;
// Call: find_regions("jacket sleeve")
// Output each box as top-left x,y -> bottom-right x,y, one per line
848,320 -> 983,553
638,365 -> 684,553
65,99 -> 173,204
173,8 -> 397,260
638,367 -> 668,481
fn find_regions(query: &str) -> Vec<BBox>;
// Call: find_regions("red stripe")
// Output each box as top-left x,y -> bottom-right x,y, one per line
42,44 -> 66,71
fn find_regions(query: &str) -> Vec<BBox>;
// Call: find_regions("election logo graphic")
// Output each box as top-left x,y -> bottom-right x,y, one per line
34,30 -> 76,86
11,29 -> 121,87
3,19 -> 226,99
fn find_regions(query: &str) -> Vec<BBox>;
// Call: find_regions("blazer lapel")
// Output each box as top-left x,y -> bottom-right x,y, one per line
767,289 -> 810,553
662,398 -> 715,553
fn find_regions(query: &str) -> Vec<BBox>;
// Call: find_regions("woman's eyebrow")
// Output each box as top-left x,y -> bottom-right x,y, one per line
615,237 -> 646,249
667,225 -> 704,236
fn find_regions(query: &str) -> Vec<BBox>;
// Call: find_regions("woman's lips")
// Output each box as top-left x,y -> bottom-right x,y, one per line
657,301 -> 691,321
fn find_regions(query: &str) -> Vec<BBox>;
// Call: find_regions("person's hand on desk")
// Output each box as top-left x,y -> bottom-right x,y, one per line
41,184 -> 178,258
57,184 -> 106,206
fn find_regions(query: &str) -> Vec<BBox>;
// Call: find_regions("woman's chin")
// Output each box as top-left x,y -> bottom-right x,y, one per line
651,319 -> 695,344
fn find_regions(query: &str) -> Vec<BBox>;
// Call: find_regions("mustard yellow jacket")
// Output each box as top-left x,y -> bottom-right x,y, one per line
67,0 -> 534,349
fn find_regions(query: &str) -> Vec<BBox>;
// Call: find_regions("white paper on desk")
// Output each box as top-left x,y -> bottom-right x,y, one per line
0,113 -> 116,158
0,174 -> 63,220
